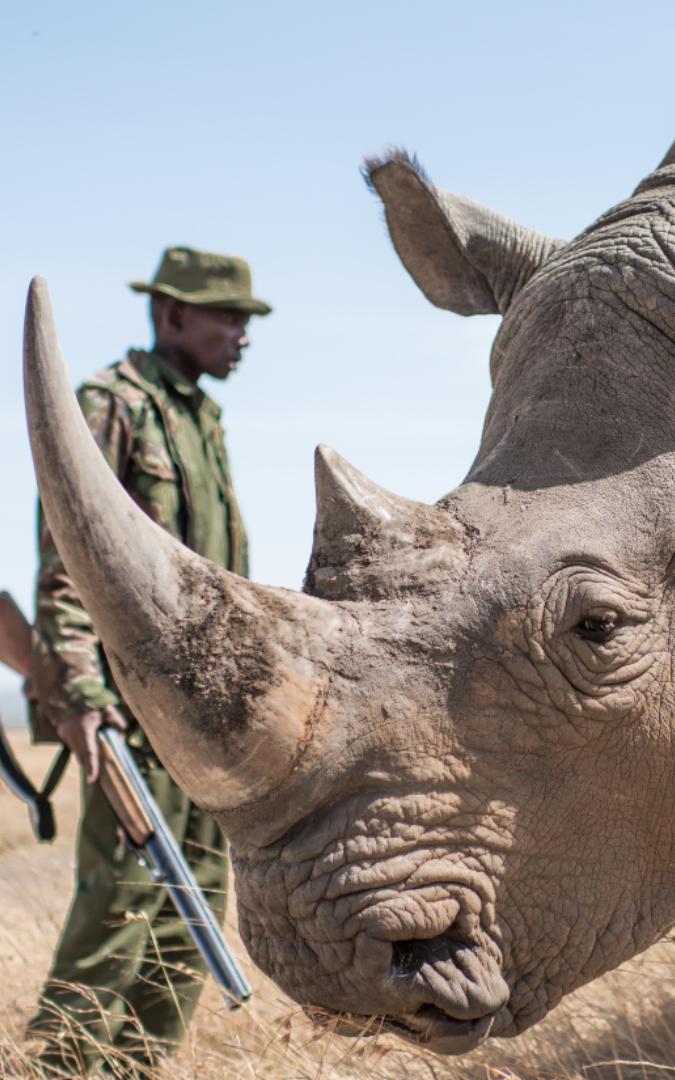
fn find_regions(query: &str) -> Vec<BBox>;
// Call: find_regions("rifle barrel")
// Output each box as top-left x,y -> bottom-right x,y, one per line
99,728 -> 250,1007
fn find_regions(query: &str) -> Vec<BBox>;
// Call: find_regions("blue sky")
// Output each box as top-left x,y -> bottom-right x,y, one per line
0,0 -> 673,697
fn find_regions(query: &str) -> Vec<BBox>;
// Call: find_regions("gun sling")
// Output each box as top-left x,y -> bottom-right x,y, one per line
0,728 -> 70,841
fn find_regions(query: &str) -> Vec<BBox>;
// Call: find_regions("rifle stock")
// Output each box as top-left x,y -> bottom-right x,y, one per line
0,592 -> 250,1007
0,592 -> 32,679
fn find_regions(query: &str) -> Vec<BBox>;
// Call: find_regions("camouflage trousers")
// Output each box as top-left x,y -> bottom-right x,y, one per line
28,746 -> 227,1076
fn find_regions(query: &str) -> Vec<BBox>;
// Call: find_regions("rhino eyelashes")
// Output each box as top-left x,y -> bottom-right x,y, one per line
575,615 -> 618,643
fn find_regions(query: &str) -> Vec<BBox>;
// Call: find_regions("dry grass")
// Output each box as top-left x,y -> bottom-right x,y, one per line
2,732 -> 675,1079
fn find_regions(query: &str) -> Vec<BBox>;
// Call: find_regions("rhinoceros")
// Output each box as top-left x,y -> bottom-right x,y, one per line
22,138 -> 675,1056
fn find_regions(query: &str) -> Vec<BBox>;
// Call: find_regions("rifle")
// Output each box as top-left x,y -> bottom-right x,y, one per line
0,591 -> 250,1009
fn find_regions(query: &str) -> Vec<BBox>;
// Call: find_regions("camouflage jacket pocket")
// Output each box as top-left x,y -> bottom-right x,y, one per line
128,439 -> 185,539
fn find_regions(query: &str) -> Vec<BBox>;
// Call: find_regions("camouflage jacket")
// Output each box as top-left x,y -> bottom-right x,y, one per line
32,349 -> 248,734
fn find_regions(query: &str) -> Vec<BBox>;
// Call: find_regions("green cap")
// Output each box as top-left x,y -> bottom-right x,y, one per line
129,246 -> 272,315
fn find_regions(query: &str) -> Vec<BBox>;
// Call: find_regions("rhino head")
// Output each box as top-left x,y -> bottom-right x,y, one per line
24,138 -> 675,1055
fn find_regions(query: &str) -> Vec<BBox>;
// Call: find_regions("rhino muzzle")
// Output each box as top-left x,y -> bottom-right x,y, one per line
300,921 -> 509,1054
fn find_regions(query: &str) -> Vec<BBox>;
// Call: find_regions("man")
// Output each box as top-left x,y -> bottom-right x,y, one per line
28,246 -> 271,1075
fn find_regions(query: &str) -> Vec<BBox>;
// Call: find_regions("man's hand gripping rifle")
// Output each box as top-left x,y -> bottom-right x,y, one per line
0,591 -> 250,1009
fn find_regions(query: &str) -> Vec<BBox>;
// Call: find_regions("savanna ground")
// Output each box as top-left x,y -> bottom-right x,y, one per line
1,734 -> 675,1079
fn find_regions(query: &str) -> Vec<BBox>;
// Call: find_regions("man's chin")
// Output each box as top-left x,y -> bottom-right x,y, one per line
208,361 -> 239,381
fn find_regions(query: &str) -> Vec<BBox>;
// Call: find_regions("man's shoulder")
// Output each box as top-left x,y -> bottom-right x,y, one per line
78,354 -> 153,416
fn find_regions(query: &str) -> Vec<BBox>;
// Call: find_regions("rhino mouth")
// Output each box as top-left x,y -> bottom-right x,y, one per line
383,1004 -> 496,1051
314,1003 -> 496,1054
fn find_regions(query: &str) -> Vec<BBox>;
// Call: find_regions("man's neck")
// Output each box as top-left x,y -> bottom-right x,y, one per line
152,343 -> 201,386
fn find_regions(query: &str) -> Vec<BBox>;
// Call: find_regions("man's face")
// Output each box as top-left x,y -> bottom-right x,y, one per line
179,305 -> 251,380
155,298 -> 252,382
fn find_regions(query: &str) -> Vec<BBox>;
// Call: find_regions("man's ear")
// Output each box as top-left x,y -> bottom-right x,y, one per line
167,298 -> 186,330
365,150 -> 563,316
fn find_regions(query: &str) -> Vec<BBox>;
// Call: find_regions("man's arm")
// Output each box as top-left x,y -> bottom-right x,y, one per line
33,385 -> 134,780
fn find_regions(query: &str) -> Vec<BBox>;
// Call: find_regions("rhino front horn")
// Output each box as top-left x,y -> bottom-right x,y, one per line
23,277 -> 337,813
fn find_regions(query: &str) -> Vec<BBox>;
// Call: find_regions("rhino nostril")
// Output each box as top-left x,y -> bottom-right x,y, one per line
391,928 -> 470,978
389,926 -> 509,1020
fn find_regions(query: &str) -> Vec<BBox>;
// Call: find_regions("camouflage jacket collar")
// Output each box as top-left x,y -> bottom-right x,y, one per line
124,349 -> 222,420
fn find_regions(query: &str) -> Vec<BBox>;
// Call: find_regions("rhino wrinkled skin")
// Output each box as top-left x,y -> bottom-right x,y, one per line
23,139 -> 675,1055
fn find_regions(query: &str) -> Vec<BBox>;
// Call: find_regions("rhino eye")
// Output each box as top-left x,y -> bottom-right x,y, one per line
575,615 -> 617,643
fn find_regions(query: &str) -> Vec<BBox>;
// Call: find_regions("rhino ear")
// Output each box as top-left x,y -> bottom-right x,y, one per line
365,149 -> 563,316
631,139 -> 675,197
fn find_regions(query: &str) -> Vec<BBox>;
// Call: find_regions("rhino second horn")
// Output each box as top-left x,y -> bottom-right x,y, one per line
314,445 -> 418,532
307,444 -> 428,585
23,277 -> 329,813
312,443 -> 423,551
